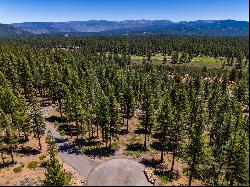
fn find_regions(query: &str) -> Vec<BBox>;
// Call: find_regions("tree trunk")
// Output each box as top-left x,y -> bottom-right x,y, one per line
170,146 -> 176,172
24,132 -> 29,140
59,99 -> 63,119
76,120 -> 79,140
109,135 -> 112,149
188,153 -> 197,186
105,138 -> 108,149
144,126 -> 147,149
171,137 -> 178,172
36,122 -> 42,150
10,149 -> 14,164
18,128 -> 21,138
96,124 -> 99,137
38,134 -> 42,150
70,124 -> 73,139
126,117 -> 129,132
1,152 -> 5,163
91,123 -> 94,138
88,123 -> 91,143
109,123 -> 112,149
160,145 -> 164,163
102,126 -> 105,142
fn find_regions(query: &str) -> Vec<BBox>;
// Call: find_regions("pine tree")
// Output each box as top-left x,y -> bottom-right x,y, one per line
224,109 -> 249,186
140,82 -> 155,149
185,101 -> 207,186
29,96 -> 45,150
108,85 -> 121,149
123,83 -> 135,132
43,135 -> 70,186
0,108 -> 17,164
156,94 -> 174,162
170,88 -> 190,172
96,90 -> 110,146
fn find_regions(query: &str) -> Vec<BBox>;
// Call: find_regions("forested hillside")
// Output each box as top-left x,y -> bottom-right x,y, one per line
0,36 -> 249,185
0,24 -> 32,37
11,20 -> 249,36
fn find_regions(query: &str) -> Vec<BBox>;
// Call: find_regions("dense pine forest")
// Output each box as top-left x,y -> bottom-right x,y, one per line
0,35 -> 249,186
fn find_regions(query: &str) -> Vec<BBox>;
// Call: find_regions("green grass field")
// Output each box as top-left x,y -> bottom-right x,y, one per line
105,53 -> 247,71
130,54 -> 226,69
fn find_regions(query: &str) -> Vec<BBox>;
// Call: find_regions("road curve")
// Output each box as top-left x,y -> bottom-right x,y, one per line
42,105 -> 96,180
42,105 -> 152,186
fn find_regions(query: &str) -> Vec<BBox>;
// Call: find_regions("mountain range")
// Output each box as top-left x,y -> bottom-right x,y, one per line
0,23 -> 31,37
0,19 -> 249,37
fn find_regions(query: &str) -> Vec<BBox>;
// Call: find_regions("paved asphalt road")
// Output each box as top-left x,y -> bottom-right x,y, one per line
86,158 -> 152,186
42,106 -> 96,180
42,105 -> 152,186
45,123 -> 96,180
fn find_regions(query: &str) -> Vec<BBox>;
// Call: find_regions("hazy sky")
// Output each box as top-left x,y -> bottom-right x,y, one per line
0,0 -> 249,23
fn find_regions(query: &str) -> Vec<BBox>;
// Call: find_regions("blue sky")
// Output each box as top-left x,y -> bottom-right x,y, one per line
0,0 -> 249,23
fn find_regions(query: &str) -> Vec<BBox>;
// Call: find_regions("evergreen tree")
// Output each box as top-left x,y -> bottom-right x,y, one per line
185,101 -> 208,186
140,82 -> 155,149
123,83 -> 135,132
43,135 -> 70,186
108,85 -> 121,148
30,96 -> 45,150
156,94 -> 174,162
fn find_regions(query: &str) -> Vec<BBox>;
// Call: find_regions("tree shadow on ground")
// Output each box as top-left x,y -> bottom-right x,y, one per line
17,137 -> 29,144
151,141 -> 174,152
126,142 -> 146,151
15,146 -> 41,156
71,138 -> 101,148
154,169 -> 181,181
58,123 -> 69,131
0,161 -> 14,169
46,115 -> 66,123
118,129 -> 129,135
134,128 -> 146,135
57,124 -> 79,137
139,157 -> 162,169
83,146 -> 115,158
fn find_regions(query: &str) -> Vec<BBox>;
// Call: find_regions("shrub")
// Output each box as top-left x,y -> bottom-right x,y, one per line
129,133 -> 137,144
112,141 -> 120,150
27,161 -> 38,169
40,160 -> 49,168
13,166 -> 23,173
39,154 -> 46,160
160,174 -> 169,182
60,130 -> 66,136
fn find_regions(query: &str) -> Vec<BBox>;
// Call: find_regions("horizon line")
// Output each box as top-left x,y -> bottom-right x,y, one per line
4,19 -> 249,24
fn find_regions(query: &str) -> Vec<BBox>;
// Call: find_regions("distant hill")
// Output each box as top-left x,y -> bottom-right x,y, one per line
100,20 -> 249,36
0,23 -> 31,37
12,20 -> 173,34
1,19 -> 248,36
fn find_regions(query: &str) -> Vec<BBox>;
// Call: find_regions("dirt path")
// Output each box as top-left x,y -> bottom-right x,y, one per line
41,105 -> 151,186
